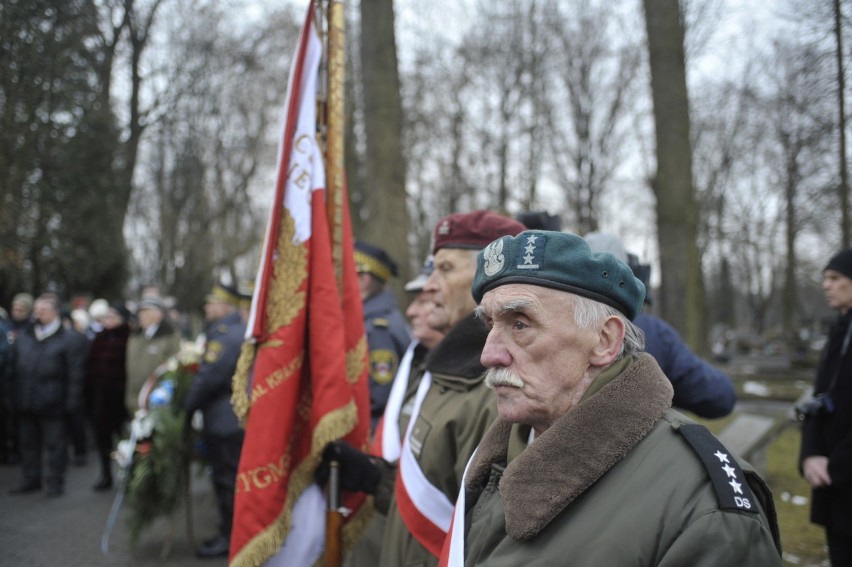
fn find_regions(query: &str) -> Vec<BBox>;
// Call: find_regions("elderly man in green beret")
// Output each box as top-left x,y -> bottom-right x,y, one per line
440,230 -> 782,566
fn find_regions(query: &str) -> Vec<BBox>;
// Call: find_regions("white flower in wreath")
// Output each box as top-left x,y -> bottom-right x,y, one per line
115,439 -> 135,468
177,340 -> 203,365
131,413 -> 156,440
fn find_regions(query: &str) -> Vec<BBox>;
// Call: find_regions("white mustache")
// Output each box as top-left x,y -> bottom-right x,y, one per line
484,367 -> 525,389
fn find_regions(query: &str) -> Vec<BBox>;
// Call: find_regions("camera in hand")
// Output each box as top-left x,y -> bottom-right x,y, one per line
794,393 -> 835,421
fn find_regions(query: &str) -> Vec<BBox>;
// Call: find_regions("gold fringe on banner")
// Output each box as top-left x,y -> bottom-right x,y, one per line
229,398 -> 365,567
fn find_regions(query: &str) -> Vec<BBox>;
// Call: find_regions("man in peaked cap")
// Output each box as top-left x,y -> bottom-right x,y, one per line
184,282 -> 246,558
439,230 -> 781,566
318,210 -> 526,567
354,241 -> 412,431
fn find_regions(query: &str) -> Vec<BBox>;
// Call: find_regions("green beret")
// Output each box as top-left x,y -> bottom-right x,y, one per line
471,230 -> 646,320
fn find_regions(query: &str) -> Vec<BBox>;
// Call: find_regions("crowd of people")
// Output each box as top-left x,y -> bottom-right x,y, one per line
316,210 -> 783,566
2,209 -> 849,565
0,283 -> 252,558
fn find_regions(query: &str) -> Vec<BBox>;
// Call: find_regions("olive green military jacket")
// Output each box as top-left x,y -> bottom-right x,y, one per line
125,322 -> 181,411
378,314 -> 498,567
461,353 -> 782,567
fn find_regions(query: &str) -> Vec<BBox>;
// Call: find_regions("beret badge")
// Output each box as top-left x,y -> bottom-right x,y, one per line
482,239 -> 507,276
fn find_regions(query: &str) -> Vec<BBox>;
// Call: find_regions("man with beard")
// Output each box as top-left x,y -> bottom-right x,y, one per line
318,210 -> 526,567
440,230 -> 781,566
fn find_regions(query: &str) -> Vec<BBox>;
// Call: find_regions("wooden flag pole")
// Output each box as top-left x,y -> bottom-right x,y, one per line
326,461 -> 344,567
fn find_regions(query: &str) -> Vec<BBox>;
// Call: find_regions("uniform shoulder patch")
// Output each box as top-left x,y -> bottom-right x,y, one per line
678,423 -> 758,514
372,317 -> 389,329
204,340 -> 223,364
369,349 -> 397,385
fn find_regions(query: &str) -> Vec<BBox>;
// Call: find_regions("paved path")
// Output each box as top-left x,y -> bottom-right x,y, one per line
0,453 -> 224,566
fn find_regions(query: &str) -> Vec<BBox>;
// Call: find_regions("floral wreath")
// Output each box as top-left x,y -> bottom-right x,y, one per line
114,341 -> 203,542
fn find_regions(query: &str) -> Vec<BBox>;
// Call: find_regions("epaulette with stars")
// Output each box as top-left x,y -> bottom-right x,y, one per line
677,423 -> 758,514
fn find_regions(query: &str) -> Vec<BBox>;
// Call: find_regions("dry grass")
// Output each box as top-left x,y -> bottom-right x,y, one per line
764,427 -> 829,566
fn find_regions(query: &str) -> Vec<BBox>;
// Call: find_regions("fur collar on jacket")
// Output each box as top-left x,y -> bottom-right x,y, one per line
466,353 -> 673,541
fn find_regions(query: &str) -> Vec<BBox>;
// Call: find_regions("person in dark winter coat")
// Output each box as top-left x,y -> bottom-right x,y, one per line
84,303 -> 131,491
354,241 -> 412,430
6,294 -> 86,497
1,293 -> 34,465
800,248 -> 852,566
184,283 -> 247,558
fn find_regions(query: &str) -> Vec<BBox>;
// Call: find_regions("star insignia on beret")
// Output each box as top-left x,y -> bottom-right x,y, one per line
515,233 -> 543,270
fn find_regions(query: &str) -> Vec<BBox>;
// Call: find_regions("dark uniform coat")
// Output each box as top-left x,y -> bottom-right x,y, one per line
183,309 -> 245,538
183,310 -> 245,437
461,354 -> 781,566
800,310 -> 852,536
363,289 -> 411,427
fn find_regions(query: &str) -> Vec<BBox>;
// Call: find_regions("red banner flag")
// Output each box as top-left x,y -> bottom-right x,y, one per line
229,5 -> 371,566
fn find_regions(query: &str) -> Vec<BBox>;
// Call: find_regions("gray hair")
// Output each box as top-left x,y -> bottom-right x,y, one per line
571,295 -> 645,357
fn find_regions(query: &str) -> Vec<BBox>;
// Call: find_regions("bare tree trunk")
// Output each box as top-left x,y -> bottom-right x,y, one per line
783,161 -> 797,343
643,0 -> 706,351
358,0 -> 411,286
835,0 -> 850,247
344,3 -> 366,239
120,0 -> 165,222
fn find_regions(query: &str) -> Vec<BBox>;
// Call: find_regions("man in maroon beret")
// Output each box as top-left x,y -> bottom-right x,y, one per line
317,210 -> 525,567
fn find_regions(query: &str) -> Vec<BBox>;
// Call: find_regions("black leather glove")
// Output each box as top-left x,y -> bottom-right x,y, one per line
314,440 -> 381,494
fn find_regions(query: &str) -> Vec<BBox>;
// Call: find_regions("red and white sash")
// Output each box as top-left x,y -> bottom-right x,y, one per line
394,370 -> 455,557
371,340 -> 418,460
438,450 -> 476,567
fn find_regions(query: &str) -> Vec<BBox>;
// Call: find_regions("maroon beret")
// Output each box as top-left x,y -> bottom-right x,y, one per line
432,210 -> 527,253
